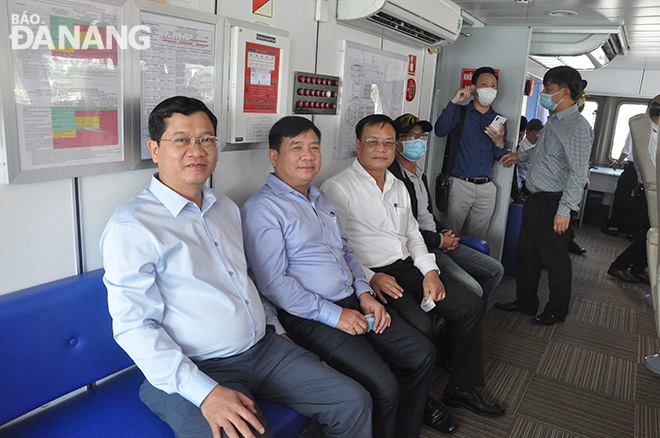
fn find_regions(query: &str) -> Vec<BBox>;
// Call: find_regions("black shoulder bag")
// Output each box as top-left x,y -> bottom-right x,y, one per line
435,106 -> 466,212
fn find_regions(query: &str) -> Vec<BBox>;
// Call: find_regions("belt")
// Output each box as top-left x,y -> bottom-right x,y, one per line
453,175 -> 491,185
528,191 -> 562,198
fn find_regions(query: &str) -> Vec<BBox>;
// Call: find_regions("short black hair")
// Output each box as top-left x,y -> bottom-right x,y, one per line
355,114 -> 396,139
650,102 -> 660,118
519,116 -> 528,134
526,118 -> 543,131
543,66 -> 582,101
472,66 -> 498,85
148,96 -> 217,141
268,116 -> 322,151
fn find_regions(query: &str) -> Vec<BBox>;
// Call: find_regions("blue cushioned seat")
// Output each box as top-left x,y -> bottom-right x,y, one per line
0,269 -> 312,438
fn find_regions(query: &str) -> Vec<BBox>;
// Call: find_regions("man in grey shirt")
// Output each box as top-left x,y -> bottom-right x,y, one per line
495,66 -> 594,325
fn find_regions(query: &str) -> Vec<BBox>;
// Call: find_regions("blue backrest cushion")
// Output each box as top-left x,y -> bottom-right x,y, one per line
0,269 -> 133,424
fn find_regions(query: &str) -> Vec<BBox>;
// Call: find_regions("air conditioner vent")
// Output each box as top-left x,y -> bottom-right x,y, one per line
368,12 -> 445,46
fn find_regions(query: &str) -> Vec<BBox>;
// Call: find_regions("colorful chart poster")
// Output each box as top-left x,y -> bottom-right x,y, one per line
243,42 -> 280,114
10,0 -> 123,171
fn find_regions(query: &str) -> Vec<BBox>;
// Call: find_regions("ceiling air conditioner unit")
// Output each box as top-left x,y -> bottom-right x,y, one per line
337,0 -> 463,49
528,27 -> 628,70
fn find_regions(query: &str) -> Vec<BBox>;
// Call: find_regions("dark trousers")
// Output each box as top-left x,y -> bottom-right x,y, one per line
608,162 -> 640,231
139,332 -> 372,438
279,294 -> 436,438
611,194 -> 650,274
372,258 -> 485,389
516,193 -> 572,318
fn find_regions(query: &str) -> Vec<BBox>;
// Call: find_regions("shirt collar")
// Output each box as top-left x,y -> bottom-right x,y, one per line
266,172 -> 319,202
148,173 -> 217,217
352,158 -> 395,190
554,103 -> 579,120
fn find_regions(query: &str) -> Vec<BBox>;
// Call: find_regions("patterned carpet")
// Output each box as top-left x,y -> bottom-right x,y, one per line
422,225 -> 660,438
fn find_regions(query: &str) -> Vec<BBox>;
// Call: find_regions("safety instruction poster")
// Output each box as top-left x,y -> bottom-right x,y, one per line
243,41 -> 280,114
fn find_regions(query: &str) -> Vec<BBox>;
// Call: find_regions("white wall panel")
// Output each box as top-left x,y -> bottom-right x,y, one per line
80,168 -> 154,271
0,179 -> 77,294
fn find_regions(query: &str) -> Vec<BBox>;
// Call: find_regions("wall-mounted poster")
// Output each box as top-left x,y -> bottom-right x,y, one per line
139,10 -> 216,160
0,0 -> 136,183
336,41 -> 407,159
224,21 -> 289,146
243,41 -> 280,114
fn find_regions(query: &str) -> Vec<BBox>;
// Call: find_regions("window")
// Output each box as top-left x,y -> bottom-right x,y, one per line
581,100 -> 598,130
611,103 -> 648,160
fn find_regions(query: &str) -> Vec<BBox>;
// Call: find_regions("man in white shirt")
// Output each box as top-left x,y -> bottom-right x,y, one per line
321,114 -> 505,419
101,96 -> 372,438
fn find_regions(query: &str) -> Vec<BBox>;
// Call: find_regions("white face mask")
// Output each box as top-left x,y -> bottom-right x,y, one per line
476,87 -> 497,106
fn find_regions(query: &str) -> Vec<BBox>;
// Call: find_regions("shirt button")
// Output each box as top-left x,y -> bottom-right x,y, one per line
228,271 -> 234,276
245,300 -> 249,305
214,242 -> 219,246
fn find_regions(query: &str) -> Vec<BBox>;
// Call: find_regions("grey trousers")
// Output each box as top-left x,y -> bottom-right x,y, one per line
440,177 -> 497,240
139,332 -> 372,438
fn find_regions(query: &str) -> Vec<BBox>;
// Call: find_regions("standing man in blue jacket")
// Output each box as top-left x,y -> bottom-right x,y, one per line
434,66 -> 507,240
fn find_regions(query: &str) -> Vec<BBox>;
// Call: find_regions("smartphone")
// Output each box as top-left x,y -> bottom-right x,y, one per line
487,115 -> 507,132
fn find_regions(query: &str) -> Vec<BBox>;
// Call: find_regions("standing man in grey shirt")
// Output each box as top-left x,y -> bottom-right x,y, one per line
495,66 -> 594,325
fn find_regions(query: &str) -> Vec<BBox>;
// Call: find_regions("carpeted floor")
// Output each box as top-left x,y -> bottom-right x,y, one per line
422,224 -> 660,438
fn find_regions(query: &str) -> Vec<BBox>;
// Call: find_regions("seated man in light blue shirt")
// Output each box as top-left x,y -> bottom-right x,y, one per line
100,97 -> 371,438
241,116 -> 454,437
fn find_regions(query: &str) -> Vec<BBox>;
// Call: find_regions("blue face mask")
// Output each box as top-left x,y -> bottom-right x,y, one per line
400,139 -> 427,161
539,88 -> 565,111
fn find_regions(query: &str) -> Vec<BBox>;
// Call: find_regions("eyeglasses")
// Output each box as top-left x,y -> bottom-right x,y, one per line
158,135 -> 218,150
398,133 -> 429,142
362,137 -> 397,150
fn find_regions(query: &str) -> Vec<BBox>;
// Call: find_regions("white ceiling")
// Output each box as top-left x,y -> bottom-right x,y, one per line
451,0 -> 660,70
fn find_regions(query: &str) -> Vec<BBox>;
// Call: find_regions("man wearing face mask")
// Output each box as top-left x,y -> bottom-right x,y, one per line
496,66 -> 594,326
389,114 -> 504,312
434,66 -> 507,240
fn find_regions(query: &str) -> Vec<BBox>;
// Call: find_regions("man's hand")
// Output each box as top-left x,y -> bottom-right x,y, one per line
499,152 -> 519,168
358,292 -> 391,334
440,230 -> 460,252
336,308 -> 369,335
554,214 -> 570,235
451,86 -> 474,104
369,272 -> 404,304
423,270 -> 446,302
200,385 -> 265,438
485,123 -> 505,148
609,160 -> 622,169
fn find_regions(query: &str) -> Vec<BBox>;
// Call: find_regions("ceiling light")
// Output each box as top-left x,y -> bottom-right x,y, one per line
547,10 -> 578,17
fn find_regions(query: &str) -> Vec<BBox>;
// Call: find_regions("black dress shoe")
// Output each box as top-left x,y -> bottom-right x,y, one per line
568,240 -> 587,255
631,271 -> 650,284
494,300 -> 536,315
602,227 -> 619,237
443,385 -> 505,417
424,395 -> 458,434
531,313 -> 565,325
607,266 -> 640,283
